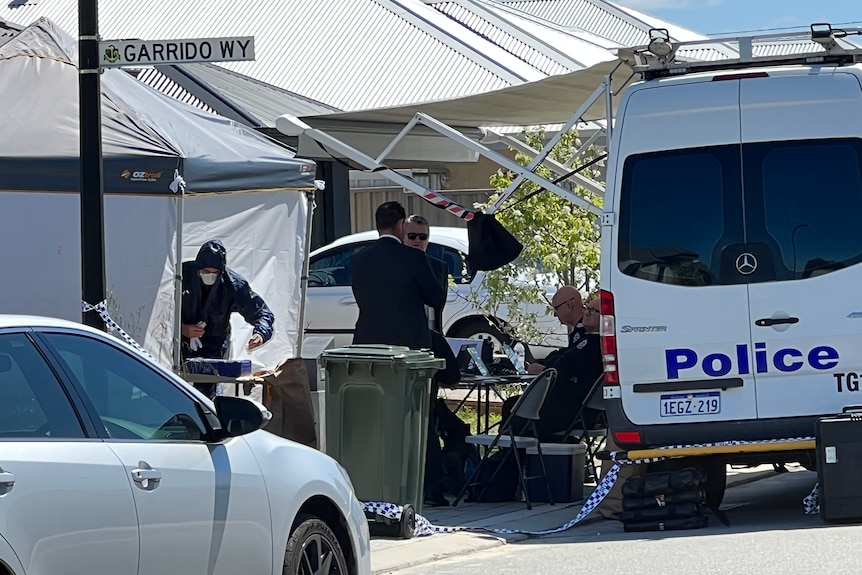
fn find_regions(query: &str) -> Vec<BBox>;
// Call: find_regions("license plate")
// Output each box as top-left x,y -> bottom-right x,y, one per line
660,392 -> 720,417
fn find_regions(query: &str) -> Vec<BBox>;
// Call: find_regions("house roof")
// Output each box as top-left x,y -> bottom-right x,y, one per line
0,0 -> 632,113
494,0 -> 706,45
135,64 -> 340,128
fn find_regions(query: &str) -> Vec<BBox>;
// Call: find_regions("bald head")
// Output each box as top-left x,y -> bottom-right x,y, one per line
551,286 -> 584,326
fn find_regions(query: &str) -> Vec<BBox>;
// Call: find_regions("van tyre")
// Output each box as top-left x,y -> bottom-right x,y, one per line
284,514 -> 349,575
701,456 -> 728,509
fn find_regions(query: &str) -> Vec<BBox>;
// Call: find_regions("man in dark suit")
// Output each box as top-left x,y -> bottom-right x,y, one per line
404,213 -> 459,506
404,214 -> 449,332
351,202 -> 446,350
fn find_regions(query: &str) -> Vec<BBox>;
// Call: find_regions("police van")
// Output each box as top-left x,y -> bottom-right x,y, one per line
600,25 -> 862,480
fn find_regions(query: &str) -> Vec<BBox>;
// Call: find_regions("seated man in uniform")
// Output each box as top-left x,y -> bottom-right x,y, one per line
501,287 -> 602,442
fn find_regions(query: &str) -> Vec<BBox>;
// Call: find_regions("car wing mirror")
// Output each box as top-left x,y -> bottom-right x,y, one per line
212,396 -> 272,438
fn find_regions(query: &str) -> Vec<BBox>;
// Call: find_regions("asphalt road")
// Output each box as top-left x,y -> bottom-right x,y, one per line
391,469 -> 857,575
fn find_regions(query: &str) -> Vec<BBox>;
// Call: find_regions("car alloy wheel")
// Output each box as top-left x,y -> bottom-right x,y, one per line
284,514 -> 349,575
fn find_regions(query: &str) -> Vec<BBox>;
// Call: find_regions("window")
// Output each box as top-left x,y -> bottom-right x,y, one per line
744,138 -> 862,280
43,333 -> 206,441
0,333 -> 83,438
618,145 -> 743,286
308,244 -> 370,287
426,244 -> 474,284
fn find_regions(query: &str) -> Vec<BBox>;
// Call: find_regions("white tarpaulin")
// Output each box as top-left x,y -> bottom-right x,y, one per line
0,190 -> 307,373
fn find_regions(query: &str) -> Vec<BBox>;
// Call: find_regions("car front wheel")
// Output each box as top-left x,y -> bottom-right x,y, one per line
283,514 -> 349,575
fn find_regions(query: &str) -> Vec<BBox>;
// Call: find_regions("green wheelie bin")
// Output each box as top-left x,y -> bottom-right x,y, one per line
320,345 -> 444,538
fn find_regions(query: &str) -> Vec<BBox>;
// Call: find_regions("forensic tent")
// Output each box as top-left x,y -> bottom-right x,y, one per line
0,18 -> 317,372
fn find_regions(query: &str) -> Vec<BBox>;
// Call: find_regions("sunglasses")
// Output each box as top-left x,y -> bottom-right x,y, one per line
552,298 -> 580,311
407,233 -> 429,241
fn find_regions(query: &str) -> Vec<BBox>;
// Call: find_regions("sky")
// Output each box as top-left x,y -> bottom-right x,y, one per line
613,0 -> 861,37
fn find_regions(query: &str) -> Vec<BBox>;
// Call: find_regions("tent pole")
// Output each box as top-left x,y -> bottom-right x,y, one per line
173,195 -> 184,373
295,189 -> 317,359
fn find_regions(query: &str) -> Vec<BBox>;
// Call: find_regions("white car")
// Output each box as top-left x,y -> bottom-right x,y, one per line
305,227 -> 567,358
0,316 -> 370,575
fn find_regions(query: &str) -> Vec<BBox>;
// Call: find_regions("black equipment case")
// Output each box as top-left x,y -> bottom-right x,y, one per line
816,412 -> 862,522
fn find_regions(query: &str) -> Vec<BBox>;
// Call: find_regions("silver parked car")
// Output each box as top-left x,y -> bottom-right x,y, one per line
0,315 -> 370,575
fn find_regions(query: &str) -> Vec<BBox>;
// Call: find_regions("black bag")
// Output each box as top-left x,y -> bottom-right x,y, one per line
619,502 -> 704,523
622,488 -> 706,511
469,449 -> 519,502
623,514 -> 709,533
467,213 -> 523,271
622,467 -> 707,497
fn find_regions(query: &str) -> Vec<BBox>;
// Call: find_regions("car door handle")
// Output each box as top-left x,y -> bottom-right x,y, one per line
755,317 -> 799,327
0,471 -> 15,487
338,298 -> 356,306
131,468 -> 162,484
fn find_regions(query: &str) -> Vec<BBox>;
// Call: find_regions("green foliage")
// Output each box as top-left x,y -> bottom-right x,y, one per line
472,127 -> 604,344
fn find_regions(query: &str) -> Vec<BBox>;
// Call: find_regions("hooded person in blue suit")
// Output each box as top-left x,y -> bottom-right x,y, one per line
181,239 -> 275,398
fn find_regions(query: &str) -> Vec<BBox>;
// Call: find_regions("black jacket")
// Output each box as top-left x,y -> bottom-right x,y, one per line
351,237 -> 446,350
428,256 -> 449,332
181,240 -> 275,359
539,328 -> 603,438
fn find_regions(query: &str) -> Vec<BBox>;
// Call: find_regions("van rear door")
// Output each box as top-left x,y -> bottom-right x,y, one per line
740,71 -> 862,418
612,80 -> 759,426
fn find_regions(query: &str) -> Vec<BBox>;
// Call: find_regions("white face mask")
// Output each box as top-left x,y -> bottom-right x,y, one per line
199,272 -> 218,286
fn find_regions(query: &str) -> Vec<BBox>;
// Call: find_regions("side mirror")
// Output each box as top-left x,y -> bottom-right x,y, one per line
213,396 -> 271,438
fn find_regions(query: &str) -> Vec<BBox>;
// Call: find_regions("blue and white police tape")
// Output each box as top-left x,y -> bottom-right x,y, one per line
82,300 -> 157,363
362,462 -> 622,538
364,436 -> 818,537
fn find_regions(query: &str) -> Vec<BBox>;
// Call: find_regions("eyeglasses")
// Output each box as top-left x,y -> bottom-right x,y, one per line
552,298 -> 580,312
584,307 -> 601,315
407,233 -> 429,241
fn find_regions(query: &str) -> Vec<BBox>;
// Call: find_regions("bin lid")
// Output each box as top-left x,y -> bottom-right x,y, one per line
320,344 -> 445,368
526,442 -> 588,455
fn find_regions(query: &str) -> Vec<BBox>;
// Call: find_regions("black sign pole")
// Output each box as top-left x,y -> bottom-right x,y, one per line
79,0 -> 106,329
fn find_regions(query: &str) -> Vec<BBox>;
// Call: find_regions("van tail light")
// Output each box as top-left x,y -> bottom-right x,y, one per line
600,289 -> 620,387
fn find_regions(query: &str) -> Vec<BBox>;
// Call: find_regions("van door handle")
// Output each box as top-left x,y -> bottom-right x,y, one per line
755,317 -> 799,327
338,298 -> 356,306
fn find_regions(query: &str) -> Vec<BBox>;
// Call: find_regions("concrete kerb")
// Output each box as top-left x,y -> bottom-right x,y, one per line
370,464 -> 781,575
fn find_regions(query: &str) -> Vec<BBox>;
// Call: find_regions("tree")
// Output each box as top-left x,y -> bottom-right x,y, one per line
468,126 -> 604,346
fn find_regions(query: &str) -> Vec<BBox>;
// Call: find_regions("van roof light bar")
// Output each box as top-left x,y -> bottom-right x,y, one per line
620,23 -> 862,79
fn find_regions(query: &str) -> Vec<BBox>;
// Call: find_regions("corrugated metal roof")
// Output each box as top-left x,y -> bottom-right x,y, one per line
0,0 -> 629,112
133,68 -> 217,114
495,0 -> 706,47
143,63 -> 339,127
0,0 -> 533,110
752,40 -> 829,57
432,0 -> 625,70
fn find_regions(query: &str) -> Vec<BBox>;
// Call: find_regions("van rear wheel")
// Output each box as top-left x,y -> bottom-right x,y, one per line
701,456 -> 727,509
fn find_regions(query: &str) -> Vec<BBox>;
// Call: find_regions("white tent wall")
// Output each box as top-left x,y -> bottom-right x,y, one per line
1,189 -> 307,374
179,190 -> 308,373
0,193 -> 176,364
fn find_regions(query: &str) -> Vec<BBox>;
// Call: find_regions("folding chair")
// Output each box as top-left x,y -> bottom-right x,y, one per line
452,368 -> 557,510
555,374 -> 608,480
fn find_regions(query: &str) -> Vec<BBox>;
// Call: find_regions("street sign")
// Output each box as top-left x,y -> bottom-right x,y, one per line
99,36 -> 254,67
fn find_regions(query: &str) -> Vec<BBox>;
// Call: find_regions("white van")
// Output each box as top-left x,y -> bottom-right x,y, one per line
600,26 -> 862,474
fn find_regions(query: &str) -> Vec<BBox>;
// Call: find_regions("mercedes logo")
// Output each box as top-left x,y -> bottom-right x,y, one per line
736,253 -> 758,275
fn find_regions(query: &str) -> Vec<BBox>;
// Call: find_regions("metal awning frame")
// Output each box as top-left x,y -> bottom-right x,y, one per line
276,68 -> 630,220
